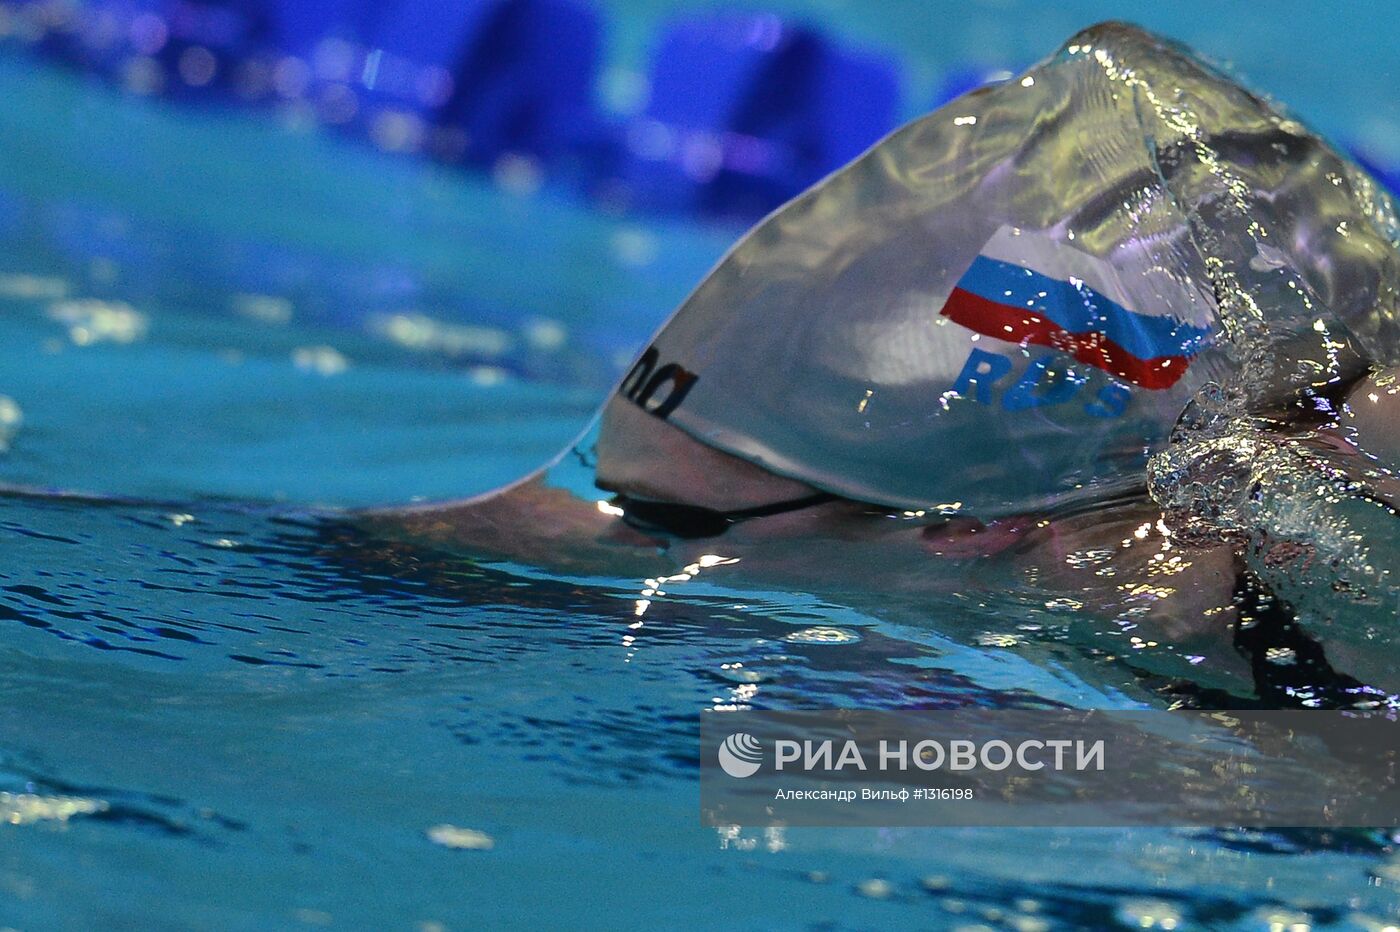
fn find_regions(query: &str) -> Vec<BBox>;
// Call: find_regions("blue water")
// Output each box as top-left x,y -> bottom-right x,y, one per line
3,10 -> 1400,928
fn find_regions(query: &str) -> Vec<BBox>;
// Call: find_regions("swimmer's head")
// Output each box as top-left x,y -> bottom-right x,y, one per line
595,22 -> 1399,518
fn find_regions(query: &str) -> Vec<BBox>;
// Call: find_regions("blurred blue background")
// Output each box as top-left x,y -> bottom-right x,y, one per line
12,0 -> 1400,218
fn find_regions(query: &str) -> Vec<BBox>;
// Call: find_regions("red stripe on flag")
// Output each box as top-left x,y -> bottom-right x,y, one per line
941,287 -> 1189,390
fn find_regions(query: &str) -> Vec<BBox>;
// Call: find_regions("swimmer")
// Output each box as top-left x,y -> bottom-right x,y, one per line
362,23 -> 1400,705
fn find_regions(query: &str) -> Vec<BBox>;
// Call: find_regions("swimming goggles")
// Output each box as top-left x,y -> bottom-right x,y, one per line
611,492 -> 838,539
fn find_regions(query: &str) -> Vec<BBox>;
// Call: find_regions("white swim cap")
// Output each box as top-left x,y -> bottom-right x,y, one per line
598,22 -> 1400,517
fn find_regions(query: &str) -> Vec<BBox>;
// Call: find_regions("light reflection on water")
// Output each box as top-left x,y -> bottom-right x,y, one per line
4,489 -> 1400,928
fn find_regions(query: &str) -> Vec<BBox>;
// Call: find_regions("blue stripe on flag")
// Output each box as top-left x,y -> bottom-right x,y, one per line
956,255 -> 1211,360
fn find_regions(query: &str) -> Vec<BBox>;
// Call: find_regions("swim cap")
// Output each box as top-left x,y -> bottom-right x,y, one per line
598,22 -> 1400,517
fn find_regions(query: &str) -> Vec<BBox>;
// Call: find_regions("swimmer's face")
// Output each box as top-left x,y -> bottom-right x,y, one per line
594,395 -> 1037,556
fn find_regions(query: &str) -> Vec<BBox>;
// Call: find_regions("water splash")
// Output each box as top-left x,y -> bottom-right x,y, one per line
1077,23 -> 1400,634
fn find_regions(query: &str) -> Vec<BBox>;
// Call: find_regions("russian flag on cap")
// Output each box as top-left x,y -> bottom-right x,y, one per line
940,227 -> 1214,390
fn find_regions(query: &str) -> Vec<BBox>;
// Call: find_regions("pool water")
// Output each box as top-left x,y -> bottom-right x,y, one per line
1,32 -> 1400,932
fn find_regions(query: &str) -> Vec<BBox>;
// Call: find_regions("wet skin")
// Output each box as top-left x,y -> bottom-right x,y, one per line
361,467 -> 1251,707
361,368 -> 1400,707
